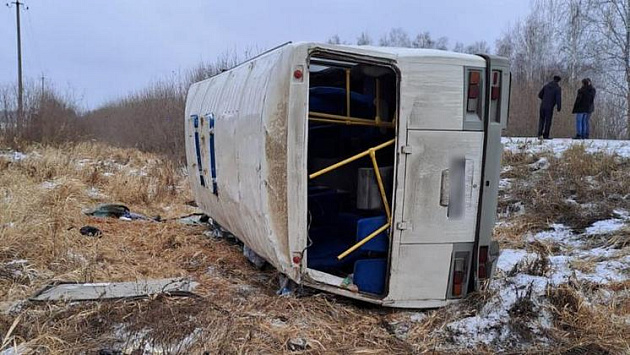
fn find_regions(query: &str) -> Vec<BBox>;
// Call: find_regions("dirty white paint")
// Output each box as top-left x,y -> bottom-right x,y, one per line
186,43 -> 503,308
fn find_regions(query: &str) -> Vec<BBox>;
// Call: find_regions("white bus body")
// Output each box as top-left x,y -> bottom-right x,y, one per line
185,43 -> 508,308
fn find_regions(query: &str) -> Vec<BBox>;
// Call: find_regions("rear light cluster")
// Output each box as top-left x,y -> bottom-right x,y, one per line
478,246 -> 489,279
466,70 -> 481,113
452,258 -> 465,296
451,251 -> 469,298
491,70 -> 501,101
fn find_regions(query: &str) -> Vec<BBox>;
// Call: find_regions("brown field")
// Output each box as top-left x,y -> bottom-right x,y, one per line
0,141 -> 628,354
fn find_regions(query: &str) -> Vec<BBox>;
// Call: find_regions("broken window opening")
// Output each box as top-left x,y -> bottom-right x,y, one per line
305,55 -> 398,297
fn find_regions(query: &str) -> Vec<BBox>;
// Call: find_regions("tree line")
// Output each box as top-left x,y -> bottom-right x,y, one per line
327,28 -> 491,54
497,0 -> 629,138
2,1 -> 629,162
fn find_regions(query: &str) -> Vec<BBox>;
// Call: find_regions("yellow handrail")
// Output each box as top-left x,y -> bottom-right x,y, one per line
308,138 -> 395,260
309,139 -> 395,180
309,117 -> 389,128
337,223 -> 390,260
308,71 -> 395,261
309,111 -> 395,128
369,150 -> 391,221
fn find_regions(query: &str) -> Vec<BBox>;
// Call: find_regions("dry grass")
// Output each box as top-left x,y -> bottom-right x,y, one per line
0,143 -> 419,354
498,144 -> 630,243
548,283 -> 630,354
495,144 -> 630,354
0,142 -> 629,354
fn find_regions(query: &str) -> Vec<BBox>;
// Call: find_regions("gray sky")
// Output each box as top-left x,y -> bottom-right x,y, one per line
0,0 -> 530,110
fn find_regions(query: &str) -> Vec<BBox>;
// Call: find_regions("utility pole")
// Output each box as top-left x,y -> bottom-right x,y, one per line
7,1 -> 27,132
626,0 -> 630,138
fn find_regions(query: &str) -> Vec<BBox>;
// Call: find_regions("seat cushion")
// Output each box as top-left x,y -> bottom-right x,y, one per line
353,258 -> 388,295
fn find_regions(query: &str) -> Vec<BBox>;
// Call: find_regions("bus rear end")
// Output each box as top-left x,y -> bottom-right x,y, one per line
383,54 -> 508,307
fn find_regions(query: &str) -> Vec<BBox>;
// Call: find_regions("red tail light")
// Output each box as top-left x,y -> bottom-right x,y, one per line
491,70 -> 501,100
478,246 -> 489,279
466,70 -> 482,113
452,258 -> 465,297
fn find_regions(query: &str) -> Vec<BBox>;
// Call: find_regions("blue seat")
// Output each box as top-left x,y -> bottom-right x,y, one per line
356,215 -> 388,253
353,258 -> 388,295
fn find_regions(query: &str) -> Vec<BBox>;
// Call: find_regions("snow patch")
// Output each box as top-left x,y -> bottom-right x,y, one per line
529,224 -> 579,248
502,137 -> 630,158
495,249 -> 537,273
445,273 -> 551,349
40,181 -> 59,190
529,157 -> 550,171
499,178 -> 512,190
0,151 -> 28,162
586,219 -> 627,235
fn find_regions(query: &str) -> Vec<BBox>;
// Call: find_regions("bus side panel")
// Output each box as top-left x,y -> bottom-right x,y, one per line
386,244 -> 452,300
473,56 -> 510,284
185,47 -> 293,272
286,46 -> 310,279
260,48 -> 295,274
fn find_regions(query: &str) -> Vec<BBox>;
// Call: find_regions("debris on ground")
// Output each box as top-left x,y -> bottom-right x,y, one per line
84,203 -> 130,218
79,225 -> 102,237
177,213 -> 211,225
287,337 -> 309,351
243,245 -> 266,269
276,274 -> 298,296
84,203 -> 157,221
30,278 -> 199,302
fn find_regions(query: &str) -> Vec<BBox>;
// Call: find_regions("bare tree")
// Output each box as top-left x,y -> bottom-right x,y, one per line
435,37 -> 449,50
327,35 -> 342,45
453,42 -> 466,52
560,0 -> 596,81
412,32 -> 436,48
379,28 -> 411,47
465,41 -> 491,54
591,0 -> 630,136
495,30 -> 515,58
357,32 -> 372,45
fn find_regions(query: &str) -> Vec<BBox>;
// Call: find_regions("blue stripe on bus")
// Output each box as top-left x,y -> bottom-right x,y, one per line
208,114 -> 218,195
191,115 -> 205,187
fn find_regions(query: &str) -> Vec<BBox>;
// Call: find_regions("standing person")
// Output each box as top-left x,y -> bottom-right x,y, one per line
537,76 -> 562,139
585,78 -> 596,139
572,78 -> 596,139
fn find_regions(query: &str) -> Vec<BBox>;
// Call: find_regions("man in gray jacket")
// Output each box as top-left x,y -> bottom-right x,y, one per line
537,76 -> 562,139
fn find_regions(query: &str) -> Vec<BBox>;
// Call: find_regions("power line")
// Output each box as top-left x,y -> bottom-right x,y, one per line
24,8 -> 44,79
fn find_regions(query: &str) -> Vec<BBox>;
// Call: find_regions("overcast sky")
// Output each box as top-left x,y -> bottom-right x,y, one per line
0,0 -> 531,110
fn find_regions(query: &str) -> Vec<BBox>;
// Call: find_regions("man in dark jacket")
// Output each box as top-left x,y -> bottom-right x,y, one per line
572,78 -> 596,139
537,76 -> 562,139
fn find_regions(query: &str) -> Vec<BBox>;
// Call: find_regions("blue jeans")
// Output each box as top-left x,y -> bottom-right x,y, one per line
575,113 -> 590,139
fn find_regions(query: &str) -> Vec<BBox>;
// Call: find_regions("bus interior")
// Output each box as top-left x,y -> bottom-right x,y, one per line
305,55 -> 398,296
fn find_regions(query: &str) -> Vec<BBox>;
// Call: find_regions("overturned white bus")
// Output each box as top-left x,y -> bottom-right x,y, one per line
185,42 -> 508,308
